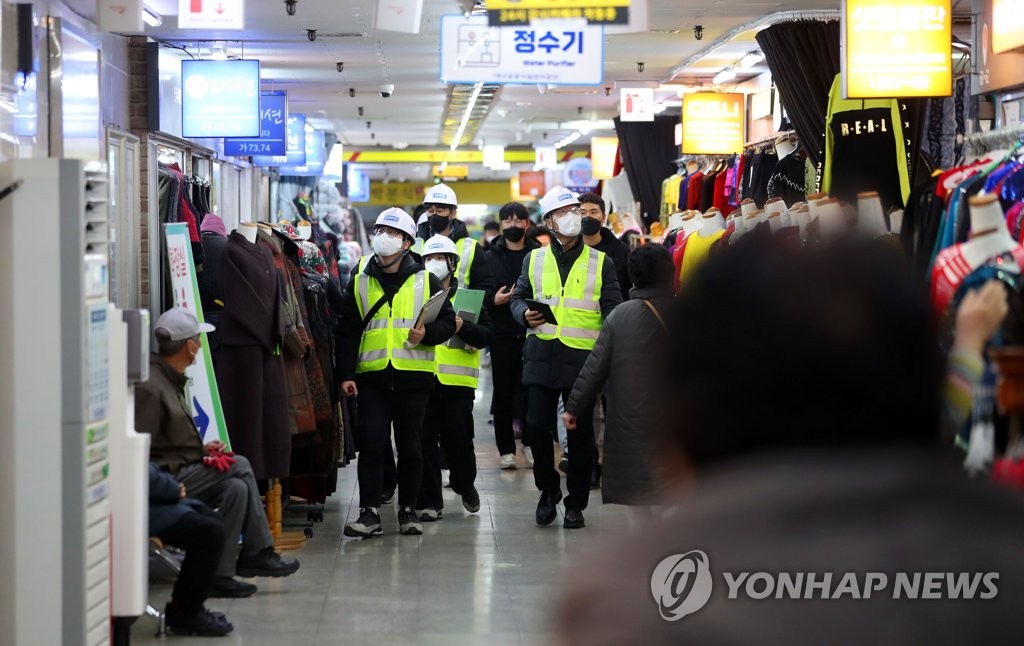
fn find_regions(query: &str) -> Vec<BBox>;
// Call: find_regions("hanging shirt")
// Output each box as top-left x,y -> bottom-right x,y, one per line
931,245 -> 1024,314
686,172 -> 705,211
678,229 -> 727,285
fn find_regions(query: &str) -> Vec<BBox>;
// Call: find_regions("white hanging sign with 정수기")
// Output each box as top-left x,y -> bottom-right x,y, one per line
178,0 -> 245,30
440,15 -> 603,86
164,223 -> 231,448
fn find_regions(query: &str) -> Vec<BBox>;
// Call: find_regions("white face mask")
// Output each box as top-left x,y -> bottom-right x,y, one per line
372,232 -> 404,257
425,259 -> 450,279
554,210 -> 582,237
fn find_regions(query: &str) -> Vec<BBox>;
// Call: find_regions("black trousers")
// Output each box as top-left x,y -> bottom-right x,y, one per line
491,337 -> 528,455
158,506 -> 226,616
526,385 -> 596,511
357,383 -> 431,508
418,394 -> 478,510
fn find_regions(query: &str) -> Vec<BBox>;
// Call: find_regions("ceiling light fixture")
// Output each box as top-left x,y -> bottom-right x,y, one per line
740,51 -> 765,68
209,48 -> 229,61
142,7 -> 162,27
449,81 -> 484,151
713,69 -> 736,85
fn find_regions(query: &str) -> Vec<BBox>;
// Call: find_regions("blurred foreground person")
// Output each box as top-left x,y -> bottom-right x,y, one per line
556,238 -> 1024,645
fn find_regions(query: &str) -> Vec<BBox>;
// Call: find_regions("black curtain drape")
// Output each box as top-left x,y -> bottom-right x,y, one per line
755,20 -> 840,169
614,114 -> 680,226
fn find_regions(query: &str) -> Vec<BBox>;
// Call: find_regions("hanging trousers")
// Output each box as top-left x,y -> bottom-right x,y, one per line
356,384 -> 431,509
490,337 -> 529,455
177,455 -> 275,578
418,394 -> 478,510
525,385 -> 596,511
158,505 -> 226,615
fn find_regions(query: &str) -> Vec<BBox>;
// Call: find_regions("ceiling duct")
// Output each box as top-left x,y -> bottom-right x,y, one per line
440,82 -> 500,148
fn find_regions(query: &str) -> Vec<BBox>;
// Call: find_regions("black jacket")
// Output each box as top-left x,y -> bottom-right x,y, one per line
589,227 -> 632,300
417,218 -> 496,308
337,252 -> 456,391
510,237 -> 622,390
198,232 -> 228,326
434,279 -> 496,399
483,235 -> 540,341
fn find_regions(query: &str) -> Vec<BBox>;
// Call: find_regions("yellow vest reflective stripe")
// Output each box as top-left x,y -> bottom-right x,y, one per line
435,343 -> 480,388
354,255 -> 435,373
415,237 -> 476,288
526,246 -> 605,351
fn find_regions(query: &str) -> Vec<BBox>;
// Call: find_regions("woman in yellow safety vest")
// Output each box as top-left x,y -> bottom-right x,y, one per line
414,234 -> 495,522
337,208 -> 456,538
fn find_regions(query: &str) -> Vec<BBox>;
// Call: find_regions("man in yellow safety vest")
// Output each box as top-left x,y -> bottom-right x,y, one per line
510,186 -> 623,530
337,208 -> 456,538
414,235 -> 495,522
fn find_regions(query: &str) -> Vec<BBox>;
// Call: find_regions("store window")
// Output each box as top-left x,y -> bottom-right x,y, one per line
107,129 -> 141,309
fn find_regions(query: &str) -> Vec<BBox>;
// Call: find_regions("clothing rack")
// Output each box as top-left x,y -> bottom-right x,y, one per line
964,126 -> 1024,158
743,130 -> 796,150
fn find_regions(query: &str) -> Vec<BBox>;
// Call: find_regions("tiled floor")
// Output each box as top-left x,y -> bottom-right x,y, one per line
132,374 -> 629,645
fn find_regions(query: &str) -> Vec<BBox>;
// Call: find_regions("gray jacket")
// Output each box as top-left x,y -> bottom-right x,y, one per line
566,286 -> 672,504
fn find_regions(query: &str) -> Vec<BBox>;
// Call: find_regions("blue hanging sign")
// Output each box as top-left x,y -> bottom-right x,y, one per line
181,59 -> 261,138
278,129 -> 325,176
252,113 -> 306,167
224,91 -> 288,156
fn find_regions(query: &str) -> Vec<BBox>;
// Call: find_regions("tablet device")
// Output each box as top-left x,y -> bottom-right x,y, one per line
525,299 -> 558,325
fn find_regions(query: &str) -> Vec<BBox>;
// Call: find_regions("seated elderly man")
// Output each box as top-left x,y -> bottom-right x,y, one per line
136,308 -> 299,599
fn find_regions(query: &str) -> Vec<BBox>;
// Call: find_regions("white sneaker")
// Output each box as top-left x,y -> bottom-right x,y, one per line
442,469 -> 451,488
524,446 -> 535,468
499,453 -> 517,470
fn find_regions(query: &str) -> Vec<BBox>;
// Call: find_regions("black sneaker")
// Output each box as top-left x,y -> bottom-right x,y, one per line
590,463 -> 602,490
416,507 -> 442,522
398,506 -> 423,535
208,576 -> 257,598
344,507 -> 383,538
462,486 -> 481,513
536,489 -> 562,526
558,457 -> 569,476
382,489 -> 396,505
564,506 -> 586,529
235,547 -> 300,578
165,604 -> 234,636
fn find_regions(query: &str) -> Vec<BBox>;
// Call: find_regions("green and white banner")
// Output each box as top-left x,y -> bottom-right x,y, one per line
164,223 -> 231,448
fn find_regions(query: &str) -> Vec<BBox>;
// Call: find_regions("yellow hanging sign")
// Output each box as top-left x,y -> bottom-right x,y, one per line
432,165 -> 470,179
842,0 -> 952,98
342,149 -> 589,164
486,0 -> 630,26
992,0 -> 1024,54
681,93 -> 745,155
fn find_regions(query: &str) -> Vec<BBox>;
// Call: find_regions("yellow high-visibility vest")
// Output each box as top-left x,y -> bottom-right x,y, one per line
526,245 -> 605,351
435,310 -> 481,389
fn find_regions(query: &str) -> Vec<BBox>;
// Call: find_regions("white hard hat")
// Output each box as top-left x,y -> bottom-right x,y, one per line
423,183 -> 458,207
417,212 -> 429,227
422,234 -> 458,258
539,186 -> 580,217
375,207 -> 417,240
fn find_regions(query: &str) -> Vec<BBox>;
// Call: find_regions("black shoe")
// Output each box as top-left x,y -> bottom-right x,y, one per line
398,506 -> 423,535
536,489 -> 562,526
235,547 -> 301,578
564,506 -> 586,529
558,457 -> 569,476
416,507 -> 442,522
590,463 -> 602,490
165,604 -> 234,636
382,489 -> 396,505
462,486 -> 481,513
344,507 -> 383,538
208,576 -> 257,599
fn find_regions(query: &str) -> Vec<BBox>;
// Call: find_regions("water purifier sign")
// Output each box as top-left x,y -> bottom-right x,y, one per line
224,91 -> 288,156
181,59 -> 261,138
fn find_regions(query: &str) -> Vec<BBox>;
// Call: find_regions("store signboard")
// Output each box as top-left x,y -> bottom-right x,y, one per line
440,15 -> 603,86
181,60 -> 260,138
993,0 -> 1024,53
224,91 -> 288,156
620,88 -> 655,121
178,0 -> 245,30
563,157 -> 598,192
432,164 -> 470,179
517,170 -> 546,197
277,129 -> 326,176
347,167 -> 371,201
252,113 -> 306,167
486,0 -> 629,26
976,0 -> 1024,93
591,136 -> 618,179
682,93 -> 745,155
535,146 -> 557,169
163,223 -> 231,448
841,0 -> 952,98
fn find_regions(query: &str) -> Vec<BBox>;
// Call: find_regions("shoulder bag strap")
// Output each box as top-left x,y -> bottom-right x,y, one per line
642,298 -> 669,333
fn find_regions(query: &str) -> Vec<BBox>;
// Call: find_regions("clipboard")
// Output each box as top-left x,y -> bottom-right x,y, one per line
525,299 -> 558,325
414,288 -> 451,328
447,309 -> 477,350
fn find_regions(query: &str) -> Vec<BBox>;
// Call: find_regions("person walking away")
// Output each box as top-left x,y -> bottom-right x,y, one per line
510,186 -> 622,529
563,245 -> 674,522
415,235 -> 494,521
484,202 -> 539,469
338,208 -> 457,538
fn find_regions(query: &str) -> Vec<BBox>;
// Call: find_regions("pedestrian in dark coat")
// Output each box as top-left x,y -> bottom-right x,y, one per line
564,244 -> 674,505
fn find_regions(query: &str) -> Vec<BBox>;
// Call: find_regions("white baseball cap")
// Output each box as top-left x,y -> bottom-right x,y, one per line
539,186 -> 580,218
423,183 -> 458,207
375,207 -> 418,240
155,307 -> 215,341
422,234 -> 458,258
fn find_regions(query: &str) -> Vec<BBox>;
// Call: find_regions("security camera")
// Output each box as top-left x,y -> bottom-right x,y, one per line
637,61 -> 645,73
358,106 -> 364,116
284,0 -> 297,16
379,83 -> 395,98
336,62 -> 344,73
306,29 -> 317,42
348,87 -> 355,98
694,25 -> 704,40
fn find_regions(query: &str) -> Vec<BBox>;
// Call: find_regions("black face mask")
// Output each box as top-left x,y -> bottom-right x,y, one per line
428,214 -> 451,234
502,226 -> 526,243
581,216 -> 602,236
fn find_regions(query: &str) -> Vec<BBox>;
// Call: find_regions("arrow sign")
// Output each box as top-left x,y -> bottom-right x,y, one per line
178,0 -> 244,29
193,396 -> 211,440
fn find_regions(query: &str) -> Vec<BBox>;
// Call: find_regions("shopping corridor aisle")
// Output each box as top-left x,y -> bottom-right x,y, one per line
132,375 -> 627,645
